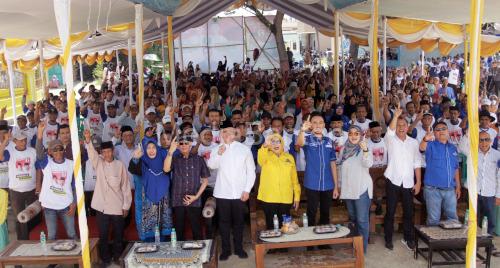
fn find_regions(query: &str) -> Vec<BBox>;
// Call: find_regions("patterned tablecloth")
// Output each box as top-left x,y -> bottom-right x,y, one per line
10,241 -> 81,257
124,240 -> 212,268
259,226 -> 350,243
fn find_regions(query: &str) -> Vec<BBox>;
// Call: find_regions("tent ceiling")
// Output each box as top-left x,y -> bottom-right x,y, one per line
343,0 -> 500,24
0,0 -> 161,39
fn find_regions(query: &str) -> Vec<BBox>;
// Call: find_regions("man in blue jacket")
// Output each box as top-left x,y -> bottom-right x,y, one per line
419,121 -> 461,225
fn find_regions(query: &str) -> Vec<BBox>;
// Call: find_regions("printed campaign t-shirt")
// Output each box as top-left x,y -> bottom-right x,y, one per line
57,111 -> 69,125
198,143 -> 218,187
0,143 -> 13,188
42,122 -> 59,148
5,147 -> 37,192
37,158 -> 74,210
367,139 -> 388,167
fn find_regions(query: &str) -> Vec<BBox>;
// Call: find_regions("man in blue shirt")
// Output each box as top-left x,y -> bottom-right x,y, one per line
296,112 -> 339,228
419,121 -> 461,226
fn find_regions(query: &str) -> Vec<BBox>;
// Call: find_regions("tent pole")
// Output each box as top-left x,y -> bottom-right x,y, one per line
421,50 -> 425,77
161,32 -> 167,98
135,4 -> 145,138
115,49 -> 120,73
6,58 -> 17,124
334,11 -> 340,97
370,0 -> 381,121
52,0 -> 90,267
127,38 -> 133,104
167,15 -> 177,105
179,33 -> 184,71
39,40 -> 45,91
79,59 -> 83,83
207,22 -> 211,74
341,33 -> 345,86
465,0 -> 483,266
383,16 -> 387,95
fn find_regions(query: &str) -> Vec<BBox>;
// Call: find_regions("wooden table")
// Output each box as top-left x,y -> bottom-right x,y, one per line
254,232 -> 364,268
119,239 -> 218,268
414,225 -> 493,268
0,238 -> 99,268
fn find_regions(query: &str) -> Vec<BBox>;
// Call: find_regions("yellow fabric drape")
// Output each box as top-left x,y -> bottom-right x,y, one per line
44,56 -> 60,69
84,53 -> 97,66
73,55 -> 82,64
387,18 -> 432,34
58,55 -> 66,66
420,39 -> 438,52
14,58 -> 39,72
120,43 -> 153,56
349,35 -> 369,46
105,22 -> 135,32
5,39 -> 29,48
370,0 -> 380,121
480,40 -> 500,56
319,30 -> 336,37
436,22 -> 463,35
104,51 -> 115,62
345,12 -> 371,20
46,31 -> 89,47
438,42 -> 457,56
96,54 -> 105,64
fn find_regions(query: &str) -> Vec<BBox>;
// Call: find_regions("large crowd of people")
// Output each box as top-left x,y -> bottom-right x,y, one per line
0,51 -> 499,267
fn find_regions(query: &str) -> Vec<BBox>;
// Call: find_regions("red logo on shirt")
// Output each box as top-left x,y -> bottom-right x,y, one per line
15,158 -> 31,172
51,171 -> 67,187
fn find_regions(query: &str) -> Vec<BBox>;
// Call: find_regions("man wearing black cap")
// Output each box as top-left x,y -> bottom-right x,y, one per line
367,121 -> 387,168
114,125 -> 136,188
479,110 -> 497,141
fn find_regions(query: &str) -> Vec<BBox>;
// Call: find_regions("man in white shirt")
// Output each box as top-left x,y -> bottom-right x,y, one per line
351,105 -> 372,135
207,127 -> 255,261
0,132 -> 37,240
383,107 -> 422,251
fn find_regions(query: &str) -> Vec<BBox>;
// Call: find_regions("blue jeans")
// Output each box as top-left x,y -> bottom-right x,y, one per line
423,186 -> 458,226
44,206 -> 76,240
478,195 -> 496,235
345,191 -> 371,252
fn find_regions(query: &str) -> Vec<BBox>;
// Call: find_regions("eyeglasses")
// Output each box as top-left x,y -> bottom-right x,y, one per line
179,142 -> 190,146
434,127 -> 447,132
479,138 -> 491,142
270,140 -> 281,145
348,132 -> 360,136
52,147 -> 64,152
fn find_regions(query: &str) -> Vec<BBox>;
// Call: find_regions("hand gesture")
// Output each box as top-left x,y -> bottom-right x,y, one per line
394,105 -> 403,118
145,126 -> 156,138
257,122 -> 265,133
169,136 -> 178,154
240,191 -> 249,202
359,139 -> 368,151
301,115 -> 311,132
183,195 -> 197,206
37,121 -> 46,138
133,146 -> 143,159
218,144 -> 226,155
83,129 -> 91,144
0,106 -> 6,115
423,129 -> 434,142
263,135 -> 272,148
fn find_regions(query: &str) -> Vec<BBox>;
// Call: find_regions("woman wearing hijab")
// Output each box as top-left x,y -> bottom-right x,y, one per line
128,131 -> 172,241
339,125 -> 373,252
257,133 -> 300,229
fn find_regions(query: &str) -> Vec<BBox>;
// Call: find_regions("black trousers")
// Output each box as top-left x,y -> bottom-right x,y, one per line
173,206 -> 202,241
261,202 -> 292,230
305,188 -> 333,226
96,211 -> 124,263
9,189 -> 37,240
216,198 -> 246,254
384,179 -> 414,243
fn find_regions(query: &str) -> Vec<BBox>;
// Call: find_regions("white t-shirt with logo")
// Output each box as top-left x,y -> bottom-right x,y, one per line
85,110 -> 104,138
0,143 -> 13,188
367,139 -> 388,167
352,119 -> 372,135
444,119 -> 463,146
198,143 -> 218,187
102,116 -> 123,142
13,126 -> 36,147
448,69 -> 459,85
42,122 -> 59,148
57,111 -> 69,125
84,159 -> 96,192
7,147 -> 37,192
327,131 -> 348,163
39,159 -> 74,210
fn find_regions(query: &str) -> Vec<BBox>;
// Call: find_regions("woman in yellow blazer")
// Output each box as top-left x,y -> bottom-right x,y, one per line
257,133 -> 300,229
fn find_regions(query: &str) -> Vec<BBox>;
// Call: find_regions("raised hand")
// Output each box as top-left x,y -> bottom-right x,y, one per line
301,115 -> 311,132
359,139 -> 368,151
83,129 -> 91,144
37,121 -> 46,138
218,144 -> 226,155
133,146 -> 143,159
169,136 -> 178,154
423,129 -> 434,142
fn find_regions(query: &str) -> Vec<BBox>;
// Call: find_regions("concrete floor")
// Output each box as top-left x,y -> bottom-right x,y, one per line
3,209 -> 499,268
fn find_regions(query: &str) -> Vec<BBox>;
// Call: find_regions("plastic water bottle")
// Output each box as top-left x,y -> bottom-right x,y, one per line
170,228 -> 177,248
481,216 -> 488,235
273,214 -> 279,231
40,231 -> 47,255
464,209 -> 469,226
154,225 -> 160,245
302,213 -> 309,228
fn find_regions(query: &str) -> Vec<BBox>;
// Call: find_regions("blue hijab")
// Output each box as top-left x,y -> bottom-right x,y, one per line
140,137 -> 170,203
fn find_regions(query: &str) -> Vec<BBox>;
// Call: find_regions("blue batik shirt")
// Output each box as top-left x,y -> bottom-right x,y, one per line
302,134 -> 336,191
